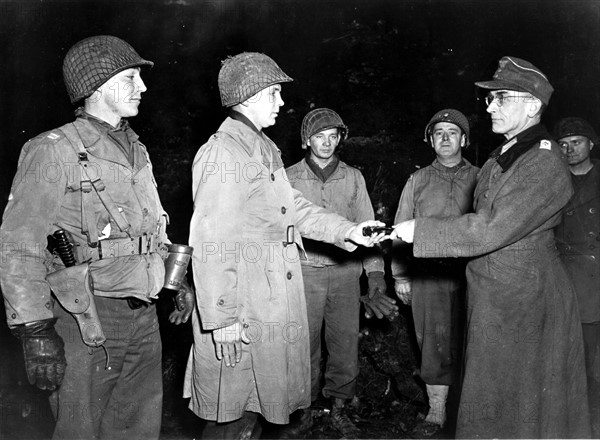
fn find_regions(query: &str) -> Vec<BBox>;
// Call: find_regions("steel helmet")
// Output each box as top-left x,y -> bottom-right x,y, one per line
218,52 -> 293,107
63,35 -> 153,104
553,117 -> 598,144
424,108 -> 470,146
301,108 -> 348,148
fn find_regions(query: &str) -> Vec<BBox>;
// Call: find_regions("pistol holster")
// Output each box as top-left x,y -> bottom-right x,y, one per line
46,264 -> 106,347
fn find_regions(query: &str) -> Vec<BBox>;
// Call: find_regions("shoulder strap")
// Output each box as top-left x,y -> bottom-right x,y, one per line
59,124 -> 131,246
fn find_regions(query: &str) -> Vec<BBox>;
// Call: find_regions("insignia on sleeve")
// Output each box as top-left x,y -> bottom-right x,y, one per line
539,139 -> 551,150
47,132 -> 60,140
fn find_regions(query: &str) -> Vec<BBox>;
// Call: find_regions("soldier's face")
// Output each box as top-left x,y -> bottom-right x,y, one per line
430,122 -> 464,161
92,68 -> 147,123
559,135 -> 594,167
245,84 -> 284,130
307,128 -> 341,164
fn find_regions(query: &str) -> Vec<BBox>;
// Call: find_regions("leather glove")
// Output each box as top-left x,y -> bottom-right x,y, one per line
367,271 -> 387,298
168,278 -> 195,325
11,318 -> 66,391
361,290 -> 399,320
394,277 -> 412,305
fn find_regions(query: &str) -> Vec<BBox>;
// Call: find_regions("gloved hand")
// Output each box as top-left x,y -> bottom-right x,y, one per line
367,271 -> 387,298
168,278 -> 195,325
394,277 -> 412,305
11,318 -> 66,391
361,290 -> 399,320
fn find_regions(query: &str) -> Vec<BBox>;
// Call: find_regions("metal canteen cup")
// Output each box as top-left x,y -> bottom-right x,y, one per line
163,244 -> 193,290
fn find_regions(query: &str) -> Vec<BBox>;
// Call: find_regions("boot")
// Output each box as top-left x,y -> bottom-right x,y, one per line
330,398 -> 360,439
411,384 -> 449,438
279,408 -> 313,439
424,384 -> 449,427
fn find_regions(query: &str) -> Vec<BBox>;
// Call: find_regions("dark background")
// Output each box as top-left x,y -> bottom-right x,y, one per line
1,0 -> 599,438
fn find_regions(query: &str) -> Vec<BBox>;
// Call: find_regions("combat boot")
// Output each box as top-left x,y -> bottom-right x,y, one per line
330,398 -> 360,439
412,384 -> 449,437
424,384 -> 448,426
279,407 -> 313,439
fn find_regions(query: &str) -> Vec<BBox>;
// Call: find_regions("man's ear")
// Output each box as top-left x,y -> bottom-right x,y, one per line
527,98 -> 542,118
87,89 -> 102,104
302,140 -> 310,150
460,134 -> 466,148
590,141 -> 595,151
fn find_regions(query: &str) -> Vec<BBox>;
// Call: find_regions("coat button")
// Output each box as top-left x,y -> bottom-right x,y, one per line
281,207 -> 287,214
10,313 -> 16,319
592,256 -> 597,261
589,232 -> 595,238
287,272 -> 293,280
271,173 -> 275,181
217,299 -> 225,306
484,191 -> 489,198
590,208 -> 596,214
566,210 -> 574,216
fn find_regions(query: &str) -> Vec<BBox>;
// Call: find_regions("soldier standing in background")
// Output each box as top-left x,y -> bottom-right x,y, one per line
554,116 -> 600,436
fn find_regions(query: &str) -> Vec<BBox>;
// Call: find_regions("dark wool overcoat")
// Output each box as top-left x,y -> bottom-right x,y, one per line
555,160 -> 600,324
413,125 -> 591,438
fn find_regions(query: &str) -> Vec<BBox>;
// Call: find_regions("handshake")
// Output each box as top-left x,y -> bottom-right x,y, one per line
361,219 -> 416,243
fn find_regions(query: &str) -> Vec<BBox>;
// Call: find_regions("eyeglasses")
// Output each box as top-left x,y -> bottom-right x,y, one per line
484,93 -> 534,107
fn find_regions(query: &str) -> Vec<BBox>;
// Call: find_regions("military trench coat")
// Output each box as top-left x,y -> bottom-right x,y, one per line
412,125 -> 590,438
184,116 -> 357,424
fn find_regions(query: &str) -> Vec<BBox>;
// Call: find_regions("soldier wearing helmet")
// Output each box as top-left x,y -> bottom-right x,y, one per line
391,108 -> 478,436
392,57 -> 591,438
553,117 -> 600,435
0,35 -> 194,439
285,108 -> 398,438
185,53 -> 385,438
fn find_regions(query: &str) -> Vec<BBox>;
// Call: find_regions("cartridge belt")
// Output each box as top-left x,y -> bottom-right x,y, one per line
75,233 -> 166,262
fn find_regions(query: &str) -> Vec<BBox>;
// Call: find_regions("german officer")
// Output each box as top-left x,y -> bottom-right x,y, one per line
391,56 -> 591,438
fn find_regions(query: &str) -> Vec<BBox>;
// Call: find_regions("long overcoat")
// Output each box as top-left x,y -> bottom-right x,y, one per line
413,125 -> 591,438
184,116 -> 356,424
554,160 -> 600,324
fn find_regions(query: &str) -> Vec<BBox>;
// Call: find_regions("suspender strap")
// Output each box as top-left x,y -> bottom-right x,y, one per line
59,124 -> 132,247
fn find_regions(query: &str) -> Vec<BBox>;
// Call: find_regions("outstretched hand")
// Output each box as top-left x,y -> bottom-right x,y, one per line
346,220 -> 390,247
390,219 -> 416,243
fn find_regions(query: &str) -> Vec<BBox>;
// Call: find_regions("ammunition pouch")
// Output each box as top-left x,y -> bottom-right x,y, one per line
46,264 -> 106,347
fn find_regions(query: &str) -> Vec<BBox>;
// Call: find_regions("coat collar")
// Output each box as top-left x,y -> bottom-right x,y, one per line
71,116 -> 142,171
490,124 -> 552,172
217,117 -> 284,171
